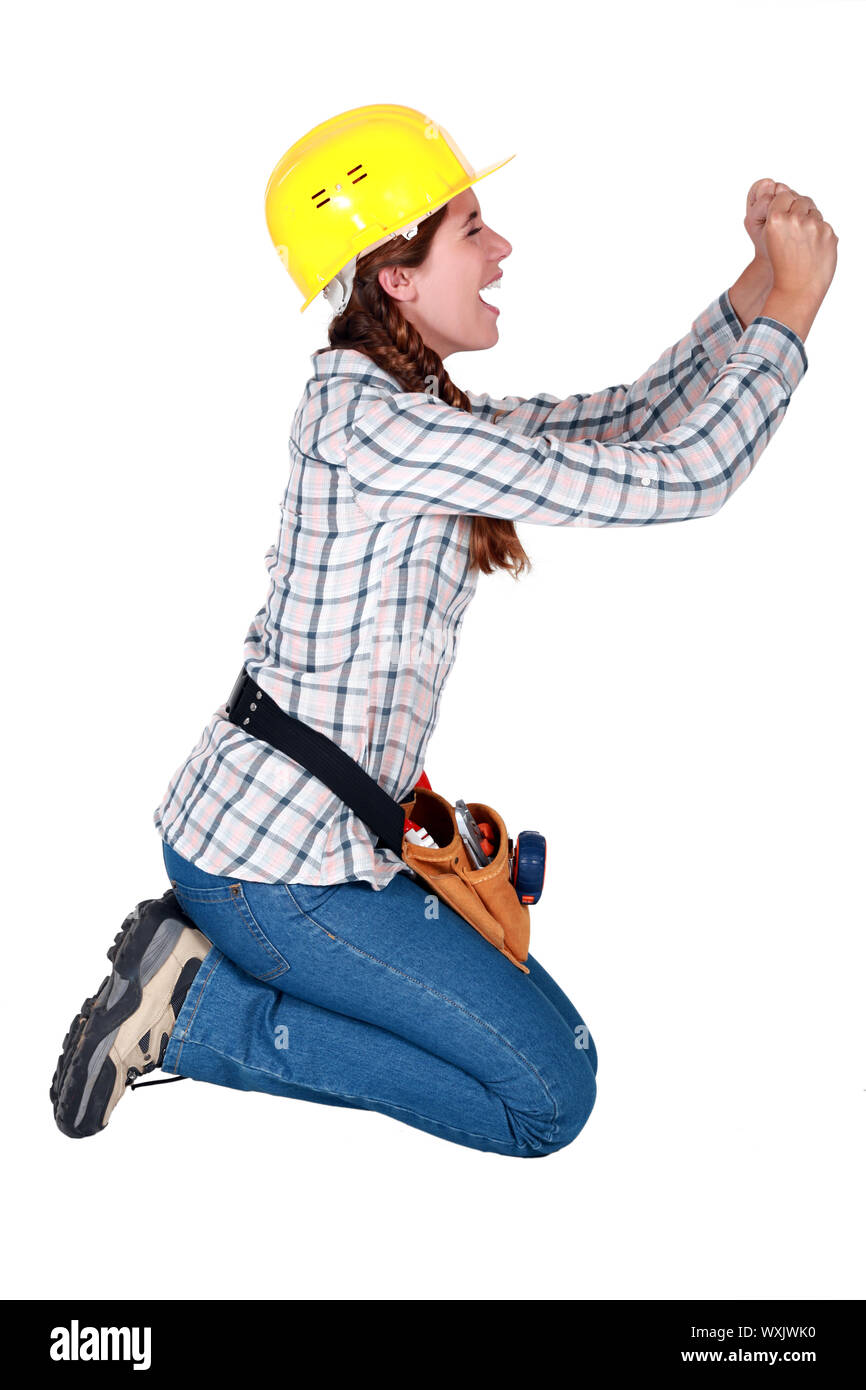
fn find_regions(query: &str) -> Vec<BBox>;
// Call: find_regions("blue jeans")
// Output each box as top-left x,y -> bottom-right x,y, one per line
160,839 -> 598,1157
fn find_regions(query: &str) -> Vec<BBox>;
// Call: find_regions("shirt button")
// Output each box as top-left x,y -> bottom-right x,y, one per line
640,475 -> 652,486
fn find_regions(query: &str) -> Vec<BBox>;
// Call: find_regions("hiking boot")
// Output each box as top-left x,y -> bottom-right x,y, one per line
51,889 -> 210,1138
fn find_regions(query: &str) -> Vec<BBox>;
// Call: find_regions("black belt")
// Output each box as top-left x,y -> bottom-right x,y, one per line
223,667 -> 406,857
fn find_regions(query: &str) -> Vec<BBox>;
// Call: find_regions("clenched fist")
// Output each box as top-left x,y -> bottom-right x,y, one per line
764,187 -> 838,305
745,178 -> 824,266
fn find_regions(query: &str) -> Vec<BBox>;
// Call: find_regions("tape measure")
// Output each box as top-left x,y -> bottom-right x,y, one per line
508,831 -> 547,905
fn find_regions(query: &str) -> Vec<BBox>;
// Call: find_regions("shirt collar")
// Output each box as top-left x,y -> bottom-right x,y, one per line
310,346 -> 402,389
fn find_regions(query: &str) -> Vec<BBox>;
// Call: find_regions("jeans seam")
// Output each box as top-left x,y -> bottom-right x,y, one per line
171,1037 -> 527,1151
283,883 -> 559,1133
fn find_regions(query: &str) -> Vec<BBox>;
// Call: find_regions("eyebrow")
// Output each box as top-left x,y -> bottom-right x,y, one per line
461,210 -> 479,229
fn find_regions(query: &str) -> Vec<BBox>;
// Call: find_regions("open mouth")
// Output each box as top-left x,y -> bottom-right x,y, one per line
478,273 -> 502,314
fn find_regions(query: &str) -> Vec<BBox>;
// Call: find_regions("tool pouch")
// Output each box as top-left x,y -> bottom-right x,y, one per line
398,786 -> 531,973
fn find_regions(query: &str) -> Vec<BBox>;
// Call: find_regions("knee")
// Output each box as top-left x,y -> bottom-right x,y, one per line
543,1051 -> 598,1155
506,1047 -> 598,1158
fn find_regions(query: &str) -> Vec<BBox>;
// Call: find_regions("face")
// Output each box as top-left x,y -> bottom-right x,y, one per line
374,188 -> 512,359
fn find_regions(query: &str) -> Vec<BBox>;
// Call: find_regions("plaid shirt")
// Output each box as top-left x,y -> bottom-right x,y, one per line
153,287 -> 808,886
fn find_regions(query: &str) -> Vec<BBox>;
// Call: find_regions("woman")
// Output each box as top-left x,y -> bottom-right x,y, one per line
51,104 -> 834,1155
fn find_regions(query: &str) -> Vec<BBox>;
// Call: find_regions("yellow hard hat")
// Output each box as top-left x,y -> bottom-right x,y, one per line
265,103 -> 516,313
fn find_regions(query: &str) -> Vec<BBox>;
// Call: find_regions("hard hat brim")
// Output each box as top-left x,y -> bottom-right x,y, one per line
301,151 -> 517,314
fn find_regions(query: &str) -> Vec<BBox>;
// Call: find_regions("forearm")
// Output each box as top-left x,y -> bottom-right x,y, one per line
728,257 -> 774,332
469,290 -> 744,442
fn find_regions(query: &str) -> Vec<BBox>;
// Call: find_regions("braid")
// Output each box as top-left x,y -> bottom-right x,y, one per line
360,277 -> 473,410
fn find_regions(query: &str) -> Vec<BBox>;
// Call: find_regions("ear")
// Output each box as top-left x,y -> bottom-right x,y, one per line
376,264 -> 415,301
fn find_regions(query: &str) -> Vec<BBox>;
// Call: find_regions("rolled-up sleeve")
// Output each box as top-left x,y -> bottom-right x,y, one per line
464,288 -> 746,443
343,315 -> 808,528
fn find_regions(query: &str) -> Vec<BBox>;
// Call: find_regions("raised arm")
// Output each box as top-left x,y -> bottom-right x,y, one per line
464,287 -> 745,444
340,315 -> 807,529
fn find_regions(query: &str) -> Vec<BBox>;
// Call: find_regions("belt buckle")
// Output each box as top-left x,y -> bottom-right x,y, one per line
225,667 -> 249,721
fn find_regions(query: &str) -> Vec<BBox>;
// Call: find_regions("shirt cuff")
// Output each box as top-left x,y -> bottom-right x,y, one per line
724,317 -> 809,397
693,289 -> 746,371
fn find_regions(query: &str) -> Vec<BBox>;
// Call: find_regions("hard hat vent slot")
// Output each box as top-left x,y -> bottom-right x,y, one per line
311,164 -> 367,211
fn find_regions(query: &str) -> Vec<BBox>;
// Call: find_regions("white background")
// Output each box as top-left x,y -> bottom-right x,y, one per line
2,0 -> 863,1301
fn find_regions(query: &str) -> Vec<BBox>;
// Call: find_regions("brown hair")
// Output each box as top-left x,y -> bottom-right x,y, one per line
321,204 -> 531,579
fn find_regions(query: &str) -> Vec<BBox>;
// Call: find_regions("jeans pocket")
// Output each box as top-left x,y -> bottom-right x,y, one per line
284,882 -> 343,914
168,877 -> 291,983
282,882 -> 350,938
